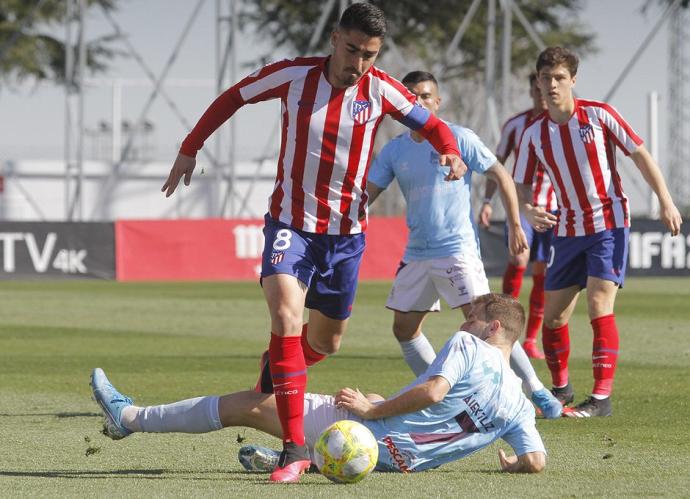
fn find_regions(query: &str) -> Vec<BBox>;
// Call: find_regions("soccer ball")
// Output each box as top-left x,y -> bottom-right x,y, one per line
314,420 -> 379,484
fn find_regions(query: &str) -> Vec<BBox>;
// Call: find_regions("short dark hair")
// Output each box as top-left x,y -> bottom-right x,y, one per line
401,71 -> 438,87
338,2 -> 387,39
536,46 -> 579,76
472,294 -> 525,345
528,71 -> 538,86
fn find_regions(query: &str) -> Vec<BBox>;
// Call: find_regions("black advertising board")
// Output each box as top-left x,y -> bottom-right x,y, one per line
0,222 -> 115,280
479,218 -> 690,277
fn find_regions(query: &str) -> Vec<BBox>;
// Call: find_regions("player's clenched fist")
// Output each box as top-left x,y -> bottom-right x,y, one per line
162,153 -> 196,197
440,154 -> 468,181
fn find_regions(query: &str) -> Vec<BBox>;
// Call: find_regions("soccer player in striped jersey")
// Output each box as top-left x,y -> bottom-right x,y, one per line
160,4 -> 466,482
478,72 -> 555,360
366,71 -> 561,419
513,46 -> 683,417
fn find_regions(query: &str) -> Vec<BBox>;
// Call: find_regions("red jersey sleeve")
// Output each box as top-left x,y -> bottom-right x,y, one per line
179,58 -> 318,157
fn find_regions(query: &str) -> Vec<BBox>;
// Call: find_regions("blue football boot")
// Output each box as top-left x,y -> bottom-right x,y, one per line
90,368 -> 133,440
531,388 -> 563,419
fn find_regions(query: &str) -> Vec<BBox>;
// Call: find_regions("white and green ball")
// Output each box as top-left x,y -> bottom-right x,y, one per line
314,420 -> 379,484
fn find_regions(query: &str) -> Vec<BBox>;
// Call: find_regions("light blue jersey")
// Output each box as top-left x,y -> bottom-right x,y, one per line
363,332 -> 545,472
368,123 -> 496,261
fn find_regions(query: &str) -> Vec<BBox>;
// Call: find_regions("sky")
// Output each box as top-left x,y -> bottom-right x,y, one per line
0,0 -> 676,212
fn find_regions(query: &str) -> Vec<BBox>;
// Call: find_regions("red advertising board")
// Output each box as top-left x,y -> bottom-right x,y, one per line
115,217 -> 408,281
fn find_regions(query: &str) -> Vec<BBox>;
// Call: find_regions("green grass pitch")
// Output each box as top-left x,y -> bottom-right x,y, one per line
1,278 -> 689,497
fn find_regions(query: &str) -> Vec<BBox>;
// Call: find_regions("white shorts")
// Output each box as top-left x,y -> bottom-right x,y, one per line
303,393 -> 360,456
386,254 -> 490,312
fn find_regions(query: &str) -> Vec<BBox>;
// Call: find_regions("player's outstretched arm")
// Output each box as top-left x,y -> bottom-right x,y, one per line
629,146 -> 683,236
486,162 -> 529,255
162,153 -> 196,198
498,449 -> 545,473
335,376 -> 450,420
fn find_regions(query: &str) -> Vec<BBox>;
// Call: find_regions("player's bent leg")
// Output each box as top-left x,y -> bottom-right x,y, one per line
391,310 -> 427,342
392,310 -> 434,376
585,276 -> 618,320
218,391 -> 283,438
262,274 -> 308,337
306,310 -> 348,356
543,286 -> 580,329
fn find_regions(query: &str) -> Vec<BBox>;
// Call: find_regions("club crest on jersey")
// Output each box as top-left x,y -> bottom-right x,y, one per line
352,100 -> 371,124
270,251 -> 285,265
579,123 -> 595,143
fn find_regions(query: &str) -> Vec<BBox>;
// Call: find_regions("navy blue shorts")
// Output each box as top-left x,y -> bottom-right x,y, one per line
545,228 -> 629,291
260,215 -> 365,320
504,213 -> 554,263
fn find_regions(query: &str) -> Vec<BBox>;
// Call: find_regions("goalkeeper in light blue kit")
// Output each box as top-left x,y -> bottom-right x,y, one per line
90,294 -> 545,474
367,71 -> 561,419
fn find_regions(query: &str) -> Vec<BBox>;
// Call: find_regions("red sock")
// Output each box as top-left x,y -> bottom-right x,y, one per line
503,263 -> 526,298
300,324 -> 327,367
591,314 -> 619,397
525,273 -> 545,342
542,323 -> 570,386
269,333 -> 307,445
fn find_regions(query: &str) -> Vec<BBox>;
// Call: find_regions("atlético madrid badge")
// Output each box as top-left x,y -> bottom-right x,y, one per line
352,100 -> 371,124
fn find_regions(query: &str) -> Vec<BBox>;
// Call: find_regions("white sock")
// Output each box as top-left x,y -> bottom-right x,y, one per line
400,333 -> 436,377
121,396 -> 222,434
510,342 -> 544,394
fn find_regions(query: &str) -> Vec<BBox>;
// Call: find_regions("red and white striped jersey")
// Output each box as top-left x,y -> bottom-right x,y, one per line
497,110 -> 557,211
513,99 -> 643,237
180,56 -> 460,235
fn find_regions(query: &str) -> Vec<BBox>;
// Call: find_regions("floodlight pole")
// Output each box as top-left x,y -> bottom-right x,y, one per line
64,0 -> 86,221
648,91 -> 660,218
500,0 -> 512,118
668,2 -> 690,213
111,79 -> 122,163
485,0 -> 500,144
216,0 -> 238,218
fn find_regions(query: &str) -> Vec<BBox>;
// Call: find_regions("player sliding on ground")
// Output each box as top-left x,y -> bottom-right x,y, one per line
91,294 -> 545,475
